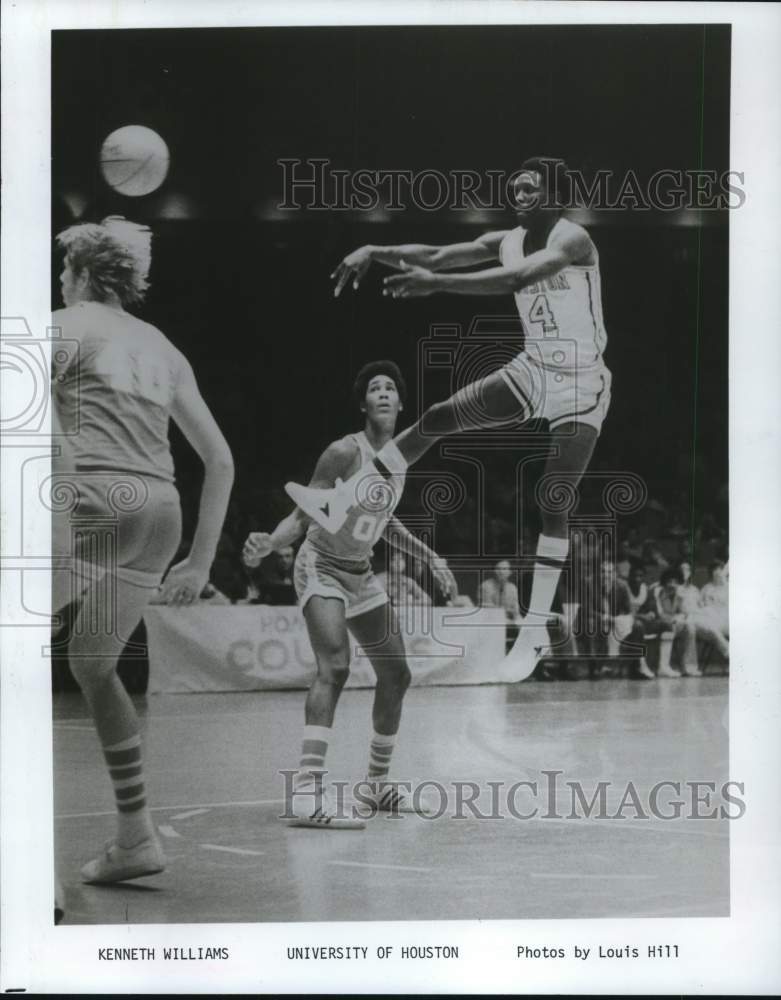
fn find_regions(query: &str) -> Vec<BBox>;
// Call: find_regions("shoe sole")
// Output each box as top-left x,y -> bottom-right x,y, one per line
81,862 -> 165,885
285,817 -> 366,830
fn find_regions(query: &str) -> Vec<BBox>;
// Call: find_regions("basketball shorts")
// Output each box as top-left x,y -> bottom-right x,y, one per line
52,470 -> 182,604
294,540 -> 389,619
500,353 -> 612,433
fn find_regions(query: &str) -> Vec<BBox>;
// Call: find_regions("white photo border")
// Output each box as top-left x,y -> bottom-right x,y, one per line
1,0 -> 780,994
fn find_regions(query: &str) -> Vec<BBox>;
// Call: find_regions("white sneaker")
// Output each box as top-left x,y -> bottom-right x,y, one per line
637,661 -> 655,680
683,666 -> 703,677
496,625 -> 548,683
286,785 -> 366,830
657,665 -> 682,678
80,836 -> 166,884
362,784 -> 435,817
285,479 -> 352,534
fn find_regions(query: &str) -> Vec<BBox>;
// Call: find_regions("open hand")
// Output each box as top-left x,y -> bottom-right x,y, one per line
160,558 -> 209,607
383,260 -> 438,299
331,246 -> 374,297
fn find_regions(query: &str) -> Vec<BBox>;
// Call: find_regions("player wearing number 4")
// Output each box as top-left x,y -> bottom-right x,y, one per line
287,158 -> 611,682
243,362 -> 457,828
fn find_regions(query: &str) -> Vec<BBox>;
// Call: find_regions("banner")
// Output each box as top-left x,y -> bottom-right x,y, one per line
145,604 -> 507,693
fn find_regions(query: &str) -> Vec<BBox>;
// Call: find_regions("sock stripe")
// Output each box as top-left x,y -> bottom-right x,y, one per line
118,798 -> 147,814
535,556 -> 567,570
108,763 -> 143,779
104,746 -> 142,767
301,739 -> 328,756
115,783 -> 145,801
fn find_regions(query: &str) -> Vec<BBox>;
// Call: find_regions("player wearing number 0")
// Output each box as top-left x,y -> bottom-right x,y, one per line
51,218 -> 234,891
243,362 -> 456,828
287,158 -> 611,681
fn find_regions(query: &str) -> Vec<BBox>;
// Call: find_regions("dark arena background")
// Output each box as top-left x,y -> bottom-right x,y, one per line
52,25 -> 731,924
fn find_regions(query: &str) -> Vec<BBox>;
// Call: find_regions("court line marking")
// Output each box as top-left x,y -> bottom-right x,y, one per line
56,798 -> 284,820
170,808 -> 210,821
328,860 -> 432,874
200,844 -> 265,857
529,872 -> 658,881
158,824 -> 182,839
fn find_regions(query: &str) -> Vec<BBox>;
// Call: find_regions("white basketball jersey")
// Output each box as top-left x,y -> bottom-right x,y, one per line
500,218 -> 608,372
306,431 -> 405,562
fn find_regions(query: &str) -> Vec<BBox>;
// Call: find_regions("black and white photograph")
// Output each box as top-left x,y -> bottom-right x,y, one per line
2,1 -> 780,994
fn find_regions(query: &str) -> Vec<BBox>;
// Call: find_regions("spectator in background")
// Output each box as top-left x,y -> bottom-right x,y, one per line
597,559 -> 655,680
676,560 -> 700,615
209,529 -> 248,604
479,560 -> 521,624
654,568 -> 696,677
694,559 -> 730,661
377,551 -> 431,608
254,544 -> 297,605
642,540 -> 670,582
627,564 -> 649,616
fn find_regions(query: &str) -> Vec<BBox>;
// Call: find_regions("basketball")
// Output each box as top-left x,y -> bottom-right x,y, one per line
99,125 -> 170,197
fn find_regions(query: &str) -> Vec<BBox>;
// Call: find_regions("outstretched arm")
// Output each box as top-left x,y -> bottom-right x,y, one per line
383,225 -> 594,298
162,360 -> 234,605
331,232 -> 507,296
384,515 -> 457,600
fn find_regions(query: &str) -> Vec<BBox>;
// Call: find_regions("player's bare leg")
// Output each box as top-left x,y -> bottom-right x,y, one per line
287,596 -> 366,828
286,371 -> 523,530
69,573 -> 166,883
498,421 -> 598,681
347,602 -> 430,815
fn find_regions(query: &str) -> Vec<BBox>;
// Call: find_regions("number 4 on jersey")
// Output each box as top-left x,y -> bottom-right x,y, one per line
528,294 -> 559,336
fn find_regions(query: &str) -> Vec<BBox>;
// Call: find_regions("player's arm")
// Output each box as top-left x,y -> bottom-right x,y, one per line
243,439 -> 357,566
162,359 -> 235,605
383,225 -> 594,299
384,515 -> 457,601
331,232 -> 508,297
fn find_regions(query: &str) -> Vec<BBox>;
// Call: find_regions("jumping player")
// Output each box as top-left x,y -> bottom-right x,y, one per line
52,217 -> 234,886
288,158 -> 611,680
243,361 -> 456,827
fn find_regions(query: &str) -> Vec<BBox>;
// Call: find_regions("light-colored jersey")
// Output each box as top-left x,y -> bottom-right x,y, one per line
51,301 -> 186,483
500,217 -> 607,372
306,431 -> 405,563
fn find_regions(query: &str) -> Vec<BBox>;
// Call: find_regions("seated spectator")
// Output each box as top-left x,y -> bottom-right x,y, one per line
479,560 -> 521,624
676,560 -> 701,615
254,545 -> 297,605
377,551 -> 431,608
653,567 -> 698,677
577,559 -> 654,680
692,559 -> 730,660
642,540 -> 670,582
627,564 -> 649,615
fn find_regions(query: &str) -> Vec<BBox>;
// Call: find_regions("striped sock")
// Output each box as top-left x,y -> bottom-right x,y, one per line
527,534 -> 569,623
103,734 -> 155,848
367,730 -> 397,791
294,724 -> 331,791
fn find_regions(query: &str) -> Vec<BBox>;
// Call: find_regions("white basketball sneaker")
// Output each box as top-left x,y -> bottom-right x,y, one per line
285,478 -> 352,534
286,784 -> 367,830
80,836 -> 166,884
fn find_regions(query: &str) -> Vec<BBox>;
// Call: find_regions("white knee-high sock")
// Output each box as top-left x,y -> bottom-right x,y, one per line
526,534 -> 569,623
